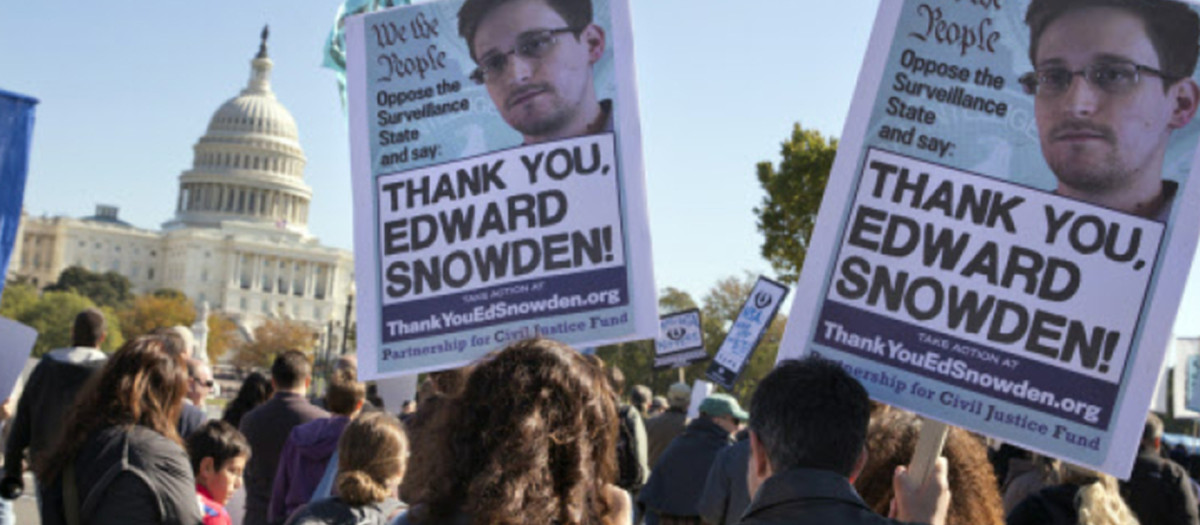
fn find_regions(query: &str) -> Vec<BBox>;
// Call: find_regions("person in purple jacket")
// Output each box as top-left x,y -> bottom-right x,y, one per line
268,367 -> 366,524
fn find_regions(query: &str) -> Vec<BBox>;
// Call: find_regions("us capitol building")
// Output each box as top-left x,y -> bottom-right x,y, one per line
8,32 -> 355,344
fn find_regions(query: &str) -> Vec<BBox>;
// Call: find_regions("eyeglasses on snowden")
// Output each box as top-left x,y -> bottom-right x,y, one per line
470,27 -> 577,85
1018,61 -> 1179,97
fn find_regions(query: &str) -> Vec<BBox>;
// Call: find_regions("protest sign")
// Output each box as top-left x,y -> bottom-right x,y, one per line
686,380 -> 714,421
777,0 -> 1200,477
375,374 -> 420,412
345,0 -> 656,379
1188,355 -> 1200,414
1151,357 -> 1169,414
706,277 -> 788,391
0,317 -> 37,400
1174,338 -> 1200,417
654,309 -> 705,370
0,90 -> 38,299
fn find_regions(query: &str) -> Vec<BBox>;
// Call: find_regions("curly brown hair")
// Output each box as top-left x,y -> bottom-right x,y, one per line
854,411 -> 1004,525
36,334 -> 190,482
407,338 -> 619,525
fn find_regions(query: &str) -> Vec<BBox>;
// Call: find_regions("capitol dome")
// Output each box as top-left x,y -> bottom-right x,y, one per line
166,27 -> 313,236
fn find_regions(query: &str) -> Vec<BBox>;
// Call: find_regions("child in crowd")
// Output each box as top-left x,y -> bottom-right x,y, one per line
187,420 -> 252,525
284,412 -> 408,525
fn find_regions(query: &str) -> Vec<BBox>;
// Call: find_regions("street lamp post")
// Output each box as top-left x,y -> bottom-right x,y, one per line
341,284 -> 355,356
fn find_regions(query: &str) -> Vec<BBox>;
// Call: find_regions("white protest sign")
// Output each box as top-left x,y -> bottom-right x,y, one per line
1174,338 -> 1200,417
686,379 -> 714,421
655,309 -> 705,370
706,277 -> 788,391
777,0 -> 1200,478
375,374 -> 420,413
345,0 -> 656,379
0,316 -> 37,400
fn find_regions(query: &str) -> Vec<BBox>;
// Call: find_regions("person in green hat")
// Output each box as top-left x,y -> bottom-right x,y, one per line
638,393 -> 748,525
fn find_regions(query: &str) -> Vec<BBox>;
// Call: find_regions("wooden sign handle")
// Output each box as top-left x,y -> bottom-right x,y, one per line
909,418 -> 949,483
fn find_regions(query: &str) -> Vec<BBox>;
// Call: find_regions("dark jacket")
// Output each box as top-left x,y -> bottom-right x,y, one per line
283,496 -> 402,525
1120,450 -> 1200,525
178,402 -> 207,438
40,425 -> 203,525
240,392 -> 330,525
638,417 -> 733,521
645,409 -> 687,468
270,415 -> 352,523
4,349 -> 105,476
739,468 -> 919,525
391,507 -> 471,525
697,438 -> 750,525
1006,484 -> 1081,525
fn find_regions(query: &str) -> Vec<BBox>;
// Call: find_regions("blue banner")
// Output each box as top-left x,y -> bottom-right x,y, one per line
0,89 -> 38,300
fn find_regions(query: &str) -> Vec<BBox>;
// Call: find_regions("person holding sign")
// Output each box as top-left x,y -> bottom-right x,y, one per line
457,0 -> 612,144
1019,0 -> 1200,220
741,358 -> 950,525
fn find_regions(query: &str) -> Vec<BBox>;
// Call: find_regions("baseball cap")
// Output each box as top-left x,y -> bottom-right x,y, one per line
699,393 -> 749,421
667,382 -> 691,409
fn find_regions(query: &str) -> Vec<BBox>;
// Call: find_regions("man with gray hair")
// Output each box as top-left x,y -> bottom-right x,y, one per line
630,384 -> 653,418
1119,413 -> 1198,525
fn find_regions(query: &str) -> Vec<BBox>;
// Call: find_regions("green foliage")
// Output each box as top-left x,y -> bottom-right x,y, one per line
118,293 -> 196,339
1,282 -> 124,356
206,313 -> 242,363
754,123 -> 838,284
44,266 -> 134,309
658,287 -> 698,314
232,319 -> 317,370
0,281 -> 39,320
152,288 -> 188,301
15,291 -> 94,357
97,305 -> 126,352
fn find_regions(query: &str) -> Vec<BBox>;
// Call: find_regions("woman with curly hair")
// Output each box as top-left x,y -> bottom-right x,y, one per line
854,410 -> 1005,525
285,412 -> 408,524
1007,463 -> 1138,525
396,338 -> 631,525
36,334 -> 202,525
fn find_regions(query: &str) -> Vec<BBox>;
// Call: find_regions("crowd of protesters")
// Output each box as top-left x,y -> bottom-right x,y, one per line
1,308 -> 1199,525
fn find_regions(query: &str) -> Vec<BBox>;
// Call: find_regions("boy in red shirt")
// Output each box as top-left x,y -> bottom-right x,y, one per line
187,420 -> 252,525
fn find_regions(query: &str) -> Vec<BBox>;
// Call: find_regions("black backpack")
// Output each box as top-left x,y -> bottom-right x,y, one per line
615,405 -> 644,491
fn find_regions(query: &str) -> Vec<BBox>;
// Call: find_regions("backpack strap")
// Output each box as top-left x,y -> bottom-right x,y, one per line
63,460 -> 81,525
312,451 -> 340,501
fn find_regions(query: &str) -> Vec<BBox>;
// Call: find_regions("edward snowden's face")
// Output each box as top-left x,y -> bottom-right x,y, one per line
471,0 -> 603,142
1033,7 -> 1182,197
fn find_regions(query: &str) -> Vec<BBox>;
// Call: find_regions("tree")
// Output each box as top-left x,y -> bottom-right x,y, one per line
119,292 -> 196,339
1,280 -> 39,320
11,290 -> 124,356
206,313 -> 242,363
44,266 -> 134,309
658,287 -> 698,314
753,123 -> 838,284
232,319 -> 317,370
